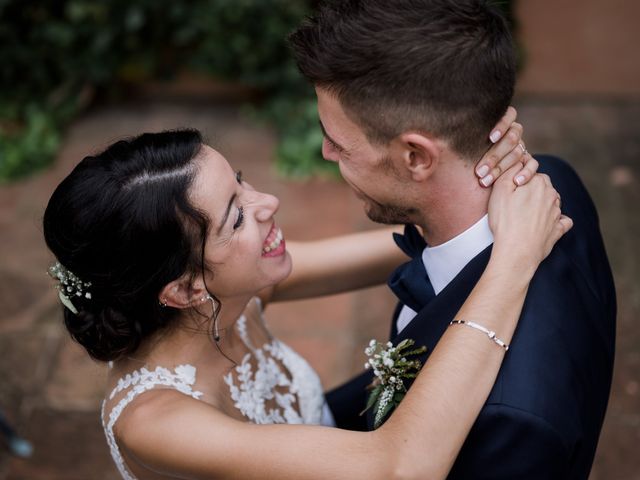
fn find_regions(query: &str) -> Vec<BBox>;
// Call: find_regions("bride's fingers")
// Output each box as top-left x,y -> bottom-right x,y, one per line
552,215 -> 573,245
539,173 -> 552,188
492,159 -> 522,190
488,106 -> 517,144
513,155 -> 539,186
559,215 -> 573,234
555,193 -> 562,209
477,122 -> 523,187
477,107 -> 517,182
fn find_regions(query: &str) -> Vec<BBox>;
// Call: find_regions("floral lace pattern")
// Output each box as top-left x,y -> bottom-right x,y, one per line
223,324 -> 325,424
101,365 -> 203,480
101,298 -> 332,480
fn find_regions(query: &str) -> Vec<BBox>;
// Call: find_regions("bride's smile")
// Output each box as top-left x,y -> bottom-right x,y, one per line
190,146 -> 293,302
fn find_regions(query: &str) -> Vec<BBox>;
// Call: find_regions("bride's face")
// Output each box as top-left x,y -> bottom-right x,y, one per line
189,146 -> 291,300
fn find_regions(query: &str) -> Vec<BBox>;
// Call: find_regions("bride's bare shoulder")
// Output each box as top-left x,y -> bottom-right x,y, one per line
115,388 -> 206,442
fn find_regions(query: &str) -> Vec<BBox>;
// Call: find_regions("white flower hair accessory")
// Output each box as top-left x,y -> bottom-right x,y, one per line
360,338 -> 427,428
48,262 -> 92,315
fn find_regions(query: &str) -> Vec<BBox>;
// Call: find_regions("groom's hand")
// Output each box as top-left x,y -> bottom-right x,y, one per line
475,106 -> 539,188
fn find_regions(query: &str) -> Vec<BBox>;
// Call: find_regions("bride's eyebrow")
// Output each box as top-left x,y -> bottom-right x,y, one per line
216,193 -> 237,234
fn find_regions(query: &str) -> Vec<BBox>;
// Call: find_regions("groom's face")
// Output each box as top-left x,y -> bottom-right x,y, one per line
316,88 -> 415,225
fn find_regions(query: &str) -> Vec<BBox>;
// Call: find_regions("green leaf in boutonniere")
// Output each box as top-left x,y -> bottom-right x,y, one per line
360,338 -> 427,429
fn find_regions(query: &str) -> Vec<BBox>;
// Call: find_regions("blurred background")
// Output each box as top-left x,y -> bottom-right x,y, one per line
0,0 -> 638,478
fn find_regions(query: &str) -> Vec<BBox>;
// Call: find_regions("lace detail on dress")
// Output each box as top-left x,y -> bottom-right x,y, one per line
101,365 -> 203,480
101,298 -> 333,479
223,314 -> 326,425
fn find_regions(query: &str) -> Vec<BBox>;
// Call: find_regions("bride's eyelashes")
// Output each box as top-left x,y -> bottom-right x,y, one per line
232,171 -> 246,231
233,206 -> 245,230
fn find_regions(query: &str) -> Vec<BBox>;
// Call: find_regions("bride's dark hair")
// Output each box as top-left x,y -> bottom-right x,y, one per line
43,129 -> 212,362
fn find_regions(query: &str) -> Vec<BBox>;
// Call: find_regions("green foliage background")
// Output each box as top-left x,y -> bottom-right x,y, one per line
0,0 -> 515,182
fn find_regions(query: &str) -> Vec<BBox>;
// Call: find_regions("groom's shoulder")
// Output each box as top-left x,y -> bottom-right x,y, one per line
534,154 -> 574,173
535,154 -> 580,181
487,240 -> 616,440
534,154 -> 596,217
533,154 -> 614,304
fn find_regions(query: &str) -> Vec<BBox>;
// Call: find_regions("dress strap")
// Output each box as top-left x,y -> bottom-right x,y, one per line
235,296 -> 265,351
101,365 -> 203,480
235,314 -> 255,350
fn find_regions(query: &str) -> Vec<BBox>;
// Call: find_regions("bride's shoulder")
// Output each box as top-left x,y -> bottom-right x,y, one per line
112,387 -> 258,479
113,387 -> 232,478
114,388 -> 191,438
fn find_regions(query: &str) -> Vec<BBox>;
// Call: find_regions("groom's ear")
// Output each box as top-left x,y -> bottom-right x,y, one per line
393,132 -> 441,182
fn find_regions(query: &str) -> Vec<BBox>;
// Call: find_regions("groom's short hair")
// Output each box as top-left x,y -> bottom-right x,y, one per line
289,0 -> 516,159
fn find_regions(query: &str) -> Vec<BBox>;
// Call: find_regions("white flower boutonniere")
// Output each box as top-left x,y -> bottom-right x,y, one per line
360,338 -> 427,429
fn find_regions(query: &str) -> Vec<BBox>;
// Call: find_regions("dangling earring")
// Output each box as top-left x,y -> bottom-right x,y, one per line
204,295 -> 220,342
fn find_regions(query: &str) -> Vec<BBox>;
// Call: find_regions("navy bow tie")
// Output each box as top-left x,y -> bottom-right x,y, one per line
388,225 -> 436,313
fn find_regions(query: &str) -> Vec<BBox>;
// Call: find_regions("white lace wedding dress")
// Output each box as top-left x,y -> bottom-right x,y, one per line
101,297 -> 335,480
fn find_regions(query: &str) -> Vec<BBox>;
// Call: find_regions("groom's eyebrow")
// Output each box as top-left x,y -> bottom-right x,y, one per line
319,121 -> 345,151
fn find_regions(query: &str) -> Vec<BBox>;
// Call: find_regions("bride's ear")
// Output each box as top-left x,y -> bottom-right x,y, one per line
158,276 -> 208,309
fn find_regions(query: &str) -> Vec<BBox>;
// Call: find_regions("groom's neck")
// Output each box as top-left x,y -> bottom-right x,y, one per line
416,163 -> 491,247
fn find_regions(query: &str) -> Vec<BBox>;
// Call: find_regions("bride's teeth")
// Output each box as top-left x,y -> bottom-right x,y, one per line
263,228 -> 283,254
269,234 -> 281,249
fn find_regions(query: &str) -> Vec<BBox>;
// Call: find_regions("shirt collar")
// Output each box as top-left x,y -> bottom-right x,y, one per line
421,214 -> 493,295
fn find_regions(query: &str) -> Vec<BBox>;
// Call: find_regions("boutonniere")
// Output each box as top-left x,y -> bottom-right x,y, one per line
360,339 -> 427,428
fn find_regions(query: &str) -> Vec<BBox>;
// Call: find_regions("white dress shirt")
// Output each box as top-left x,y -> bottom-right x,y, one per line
395,214 -> 494,335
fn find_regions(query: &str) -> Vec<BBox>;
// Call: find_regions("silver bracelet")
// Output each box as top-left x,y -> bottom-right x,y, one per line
449,320 -> 510,351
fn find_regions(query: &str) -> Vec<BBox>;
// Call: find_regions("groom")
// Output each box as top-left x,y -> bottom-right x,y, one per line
290,0 -> 616,478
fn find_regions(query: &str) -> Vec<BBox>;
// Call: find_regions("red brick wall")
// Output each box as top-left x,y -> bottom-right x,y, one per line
515,0 -> 640,96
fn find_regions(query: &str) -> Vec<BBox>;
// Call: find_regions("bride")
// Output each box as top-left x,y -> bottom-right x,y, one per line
43,128 -> 570,479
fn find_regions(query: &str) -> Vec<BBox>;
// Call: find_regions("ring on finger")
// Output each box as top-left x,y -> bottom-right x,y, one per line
518,142 -> 528,155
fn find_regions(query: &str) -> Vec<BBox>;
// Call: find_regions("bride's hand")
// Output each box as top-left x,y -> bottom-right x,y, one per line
476,106 -> 538,188
488,163 -> 573,272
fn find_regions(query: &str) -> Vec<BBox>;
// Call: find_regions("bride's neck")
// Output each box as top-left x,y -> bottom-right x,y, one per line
125,295 -> 253,368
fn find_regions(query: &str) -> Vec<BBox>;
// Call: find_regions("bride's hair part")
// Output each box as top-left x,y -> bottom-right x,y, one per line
43,129 -> 216,362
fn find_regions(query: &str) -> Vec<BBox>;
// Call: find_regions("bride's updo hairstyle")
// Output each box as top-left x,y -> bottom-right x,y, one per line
43,129 -> 211,362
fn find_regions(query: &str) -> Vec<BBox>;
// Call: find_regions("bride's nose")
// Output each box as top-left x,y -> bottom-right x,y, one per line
253,191 -> 280,222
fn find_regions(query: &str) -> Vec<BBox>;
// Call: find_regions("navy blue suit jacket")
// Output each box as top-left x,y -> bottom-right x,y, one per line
327,156 -> 616,479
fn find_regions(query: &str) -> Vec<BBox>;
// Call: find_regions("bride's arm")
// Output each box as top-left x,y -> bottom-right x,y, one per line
263,226 -> 408,302
116,167 -> 572,480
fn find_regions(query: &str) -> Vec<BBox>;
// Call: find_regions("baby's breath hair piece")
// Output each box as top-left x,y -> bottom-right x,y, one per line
48,262 -> 92,315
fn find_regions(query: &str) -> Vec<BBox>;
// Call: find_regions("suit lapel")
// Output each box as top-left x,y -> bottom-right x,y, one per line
389,302 -> 403,339
392,245 -> 493,367
366,245 -> 493,430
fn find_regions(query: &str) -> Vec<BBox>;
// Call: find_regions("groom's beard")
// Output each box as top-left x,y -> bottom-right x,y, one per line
365,198 -> 416,225
362,154 -> 416,225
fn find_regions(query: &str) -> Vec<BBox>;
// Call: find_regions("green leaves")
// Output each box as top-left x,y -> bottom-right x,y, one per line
0,0 -> 517,181
361,384 -> 383,416
0,0 -> 325,181
360,338 -> 428,429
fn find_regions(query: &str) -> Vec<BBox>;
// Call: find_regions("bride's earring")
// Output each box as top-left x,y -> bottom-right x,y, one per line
203,295 -> 220,342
